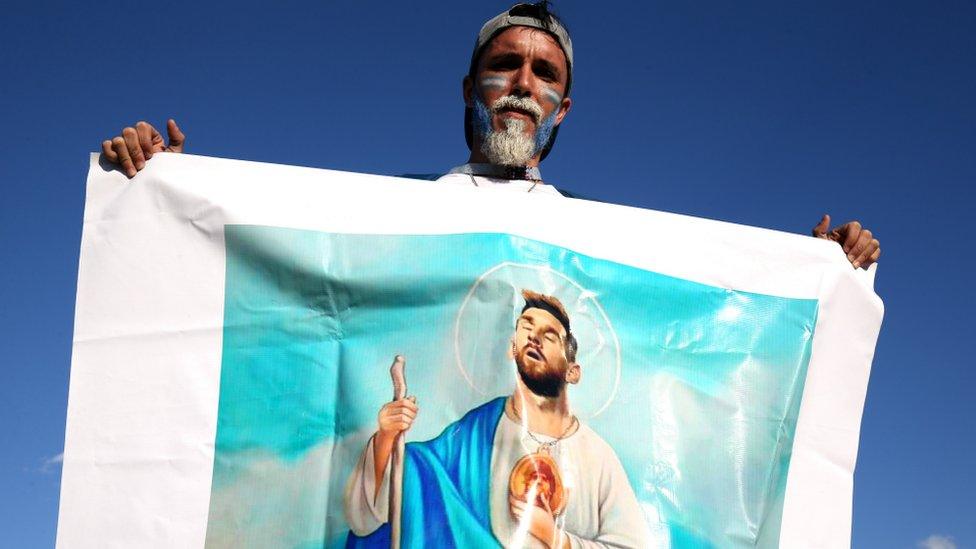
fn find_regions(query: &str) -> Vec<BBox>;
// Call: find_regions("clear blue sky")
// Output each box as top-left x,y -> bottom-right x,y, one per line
1,1 -> 973,547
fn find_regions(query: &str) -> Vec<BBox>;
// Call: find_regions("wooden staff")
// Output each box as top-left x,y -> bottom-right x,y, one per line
388,355 -> 407,549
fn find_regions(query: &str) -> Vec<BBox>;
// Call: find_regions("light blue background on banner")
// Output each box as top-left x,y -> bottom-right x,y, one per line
206,225 -> 818,548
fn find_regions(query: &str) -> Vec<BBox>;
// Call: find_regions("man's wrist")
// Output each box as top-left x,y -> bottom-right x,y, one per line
539,525 -> 567,549
374,430 -> 395,449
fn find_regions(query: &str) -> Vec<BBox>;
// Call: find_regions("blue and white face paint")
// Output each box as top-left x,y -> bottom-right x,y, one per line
473,81 -> 562,167
479,76 -> 509,92
540,86 -> 562,108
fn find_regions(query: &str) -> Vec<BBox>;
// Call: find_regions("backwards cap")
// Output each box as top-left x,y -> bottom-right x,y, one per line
464,2 -> 574,161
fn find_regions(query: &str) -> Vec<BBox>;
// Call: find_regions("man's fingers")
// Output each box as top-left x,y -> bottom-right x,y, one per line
383,411 -> 416,425
539,492 -> 552,514
166,119 -> 185,152
112,136 -> 136,177
384,399 -> 418,413
380,400 -> 418,431
150,124 -> 165,149
382,399 -> 418,413
122,127 -> 146,171
509,495 -> 525,517
102,140 -> 118,163
848,229 -> 873,265
812,214 -> 830,238
853,238 -> 880,269
100,119 -> 181,177
391,408 -> 416,421
840,221 -> 861,254
135,121 -> 155,159
867,247 -> 881,266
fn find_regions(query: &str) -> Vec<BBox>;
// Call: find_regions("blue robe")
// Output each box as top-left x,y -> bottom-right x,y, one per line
346,397 -> 506,549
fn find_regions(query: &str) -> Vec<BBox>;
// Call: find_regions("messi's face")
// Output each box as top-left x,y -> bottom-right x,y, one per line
513,307 -> 570,397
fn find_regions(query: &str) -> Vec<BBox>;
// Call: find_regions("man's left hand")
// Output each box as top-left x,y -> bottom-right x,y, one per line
509,493 -> 568,549
812,214 -> 881,269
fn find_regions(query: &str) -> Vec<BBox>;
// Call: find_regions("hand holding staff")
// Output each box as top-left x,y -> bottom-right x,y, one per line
371,356 -> 414,548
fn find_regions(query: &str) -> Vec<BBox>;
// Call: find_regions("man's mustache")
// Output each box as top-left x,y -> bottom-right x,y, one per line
490,95 -> 543,123
520,342 -> 547,364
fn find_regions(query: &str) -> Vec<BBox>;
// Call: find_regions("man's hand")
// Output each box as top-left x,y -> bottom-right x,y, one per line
812,214 -> 881,269
509,493 -> 569,549
371,396 -> 418,499
376,396 -> 418,444
101,119 -> 185,178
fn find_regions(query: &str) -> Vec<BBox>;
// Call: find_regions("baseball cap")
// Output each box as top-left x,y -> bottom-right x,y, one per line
472,3 -> 574,84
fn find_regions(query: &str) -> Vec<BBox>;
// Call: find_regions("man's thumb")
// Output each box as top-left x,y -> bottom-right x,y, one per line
166,119 -> 185,152
812,214 -> 830,237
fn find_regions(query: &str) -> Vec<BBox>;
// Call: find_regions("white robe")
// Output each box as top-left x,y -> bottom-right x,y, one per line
344,409 -> 651,548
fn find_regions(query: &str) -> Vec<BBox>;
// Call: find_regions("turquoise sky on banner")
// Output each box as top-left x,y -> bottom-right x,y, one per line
209,227 -> 817,547
0,1 -> 973,547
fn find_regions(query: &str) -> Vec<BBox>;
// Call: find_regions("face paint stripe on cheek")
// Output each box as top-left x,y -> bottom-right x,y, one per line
541,87 -> 562,108
479,76 -> 508,92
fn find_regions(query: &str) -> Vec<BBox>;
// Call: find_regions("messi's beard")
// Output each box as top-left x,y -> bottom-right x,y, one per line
473,95 -> 557,167
515,349 -> 566,398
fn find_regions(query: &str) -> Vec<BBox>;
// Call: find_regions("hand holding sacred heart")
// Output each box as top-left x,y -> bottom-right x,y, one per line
508,452 -> 566,516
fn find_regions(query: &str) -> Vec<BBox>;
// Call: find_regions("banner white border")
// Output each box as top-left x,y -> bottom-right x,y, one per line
59,153 -> 882,548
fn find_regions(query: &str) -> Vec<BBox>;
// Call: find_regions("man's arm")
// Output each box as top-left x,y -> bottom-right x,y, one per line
372,396 -> 417,499
101,119 -> 185,178
342,396 -> 418,536
344,435 -> 390,536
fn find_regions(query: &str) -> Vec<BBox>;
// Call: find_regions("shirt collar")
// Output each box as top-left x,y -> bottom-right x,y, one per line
448,163 -> 543,182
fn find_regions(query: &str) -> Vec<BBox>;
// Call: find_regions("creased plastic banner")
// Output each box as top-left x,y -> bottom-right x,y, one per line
59,153 -> 882,549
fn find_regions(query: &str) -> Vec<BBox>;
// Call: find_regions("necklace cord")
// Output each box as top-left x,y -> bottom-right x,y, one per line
508,398 -> 578,449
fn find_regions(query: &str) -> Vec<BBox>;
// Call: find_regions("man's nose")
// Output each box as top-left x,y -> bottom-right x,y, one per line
510,64 -> 534,98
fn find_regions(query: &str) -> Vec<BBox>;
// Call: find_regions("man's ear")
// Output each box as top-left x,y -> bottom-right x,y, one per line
565,362 -> 581,385
554,96 -> 572,127
507,337 -> 516,359
463,75 -> 475,108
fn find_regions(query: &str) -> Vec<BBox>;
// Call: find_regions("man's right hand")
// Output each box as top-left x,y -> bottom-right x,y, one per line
371,396 -> 417,499
101,119 -> 185,178
376,396 -> 418,443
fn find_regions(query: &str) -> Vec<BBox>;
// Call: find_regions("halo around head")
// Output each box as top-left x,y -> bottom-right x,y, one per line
453,262 -> 621,419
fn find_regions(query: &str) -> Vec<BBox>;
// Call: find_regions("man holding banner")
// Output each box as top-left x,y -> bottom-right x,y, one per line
97,2 -> 881,270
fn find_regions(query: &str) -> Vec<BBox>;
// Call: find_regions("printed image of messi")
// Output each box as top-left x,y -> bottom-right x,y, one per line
344,290 -> 650,548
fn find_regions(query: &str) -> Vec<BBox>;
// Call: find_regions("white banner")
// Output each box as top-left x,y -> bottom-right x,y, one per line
59,153 -> 882,548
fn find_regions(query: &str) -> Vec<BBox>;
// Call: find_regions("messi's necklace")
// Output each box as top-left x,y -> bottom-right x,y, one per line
506,398 -> 573,515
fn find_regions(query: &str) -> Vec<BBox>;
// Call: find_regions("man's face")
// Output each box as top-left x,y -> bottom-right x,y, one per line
513,307 -> 572,397
464,26 -> 573,165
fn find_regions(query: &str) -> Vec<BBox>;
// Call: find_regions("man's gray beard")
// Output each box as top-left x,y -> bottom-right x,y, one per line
480,117 -> 537,167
